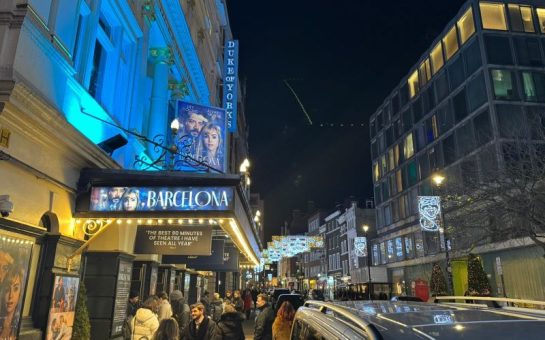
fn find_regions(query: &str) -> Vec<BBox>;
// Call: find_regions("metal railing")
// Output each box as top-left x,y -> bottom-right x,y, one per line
303,300 -> 383,340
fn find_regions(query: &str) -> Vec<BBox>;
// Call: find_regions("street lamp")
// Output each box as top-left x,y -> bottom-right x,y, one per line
362,224 -> 372,300
432,173 -> 453,295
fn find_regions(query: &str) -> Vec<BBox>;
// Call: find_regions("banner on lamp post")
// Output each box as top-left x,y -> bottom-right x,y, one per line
354,237 -> 367,257
418,196 -> 442,232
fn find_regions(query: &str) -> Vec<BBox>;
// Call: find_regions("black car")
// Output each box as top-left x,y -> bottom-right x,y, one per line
294,298 -> 545,339
274,294 -> 305,315
270,288 -> 290,307
390,295 -> 423,302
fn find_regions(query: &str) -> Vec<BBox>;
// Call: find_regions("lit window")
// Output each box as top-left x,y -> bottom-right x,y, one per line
396,170 -> 403,192
419,59 -> 432,86
443,26 -> 459,61
388,148 -> 395,170
408,70 -> 419,98
480,2 -> 508,30
537,8 -> 545,33
381,155 -> 388,175
508,5 -> 535,33
404,133 -> 415,159
457,7 -> 476,44
394,144 -> 400,166
430,42 -> 444,75
373,162 -> 380,181
491,69 -> 516,100
431,115 -> 439,139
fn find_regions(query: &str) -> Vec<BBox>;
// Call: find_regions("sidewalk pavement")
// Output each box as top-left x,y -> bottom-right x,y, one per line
243,311 -> 255,339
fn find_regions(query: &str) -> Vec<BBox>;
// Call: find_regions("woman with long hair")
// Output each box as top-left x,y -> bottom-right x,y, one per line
197,124 -> 223,168
0,266 -> 24,340
272,301 -> 295,340
153,318 -> 179,340
121,188 -> 140,211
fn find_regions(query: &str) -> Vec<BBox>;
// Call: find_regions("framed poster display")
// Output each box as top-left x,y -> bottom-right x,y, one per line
45,275 -> 80,340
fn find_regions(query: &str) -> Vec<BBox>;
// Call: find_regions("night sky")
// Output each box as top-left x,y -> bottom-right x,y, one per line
229,0 -> 466,241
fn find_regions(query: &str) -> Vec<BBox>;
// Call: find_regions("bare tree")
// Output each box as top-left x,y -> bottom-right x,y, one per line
438,110 -> 545,256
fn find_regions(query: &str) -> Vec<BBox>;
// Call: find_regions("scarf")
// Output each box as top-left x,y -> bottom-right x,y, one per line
190,316 -> 209,340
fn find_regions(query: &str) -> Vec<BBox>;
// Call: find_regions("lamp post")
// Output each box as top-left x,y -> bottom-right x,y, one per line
363,224 -> 372,300
432,173 -> 453,295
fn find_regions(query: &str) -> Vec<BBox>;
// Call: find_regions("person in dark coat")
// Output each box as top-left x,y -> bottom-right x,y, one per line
171,290 -> 190,336
200,291 -> 211,316
232,290 -> 244,313
213,304 -> 245,340
182,303 -> 217,340
254,294 -> 274,340
127,290 -> 141,318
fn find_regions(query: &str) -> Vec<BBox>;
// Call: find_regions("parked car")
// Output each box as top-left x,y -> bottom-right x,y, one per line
274,294 -> 305,315
307,289 -> 325,301
293,298 -> 545,339
270,288 -> 290,307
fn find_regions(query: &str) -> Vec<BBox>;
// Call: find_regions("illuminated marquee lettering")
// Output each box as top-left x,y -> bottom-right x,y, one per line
89,186 -> 233,212
222,40 -> 239,132
418,196 -> 442,232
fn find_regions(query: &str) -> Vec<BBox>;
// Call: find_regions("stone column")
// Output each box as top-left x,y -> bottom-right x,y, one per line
147,47 -> 171,160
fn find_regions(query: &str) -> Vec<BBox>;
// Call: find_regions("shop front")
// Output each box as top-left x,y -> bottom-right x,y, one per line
72,168 -> 261,339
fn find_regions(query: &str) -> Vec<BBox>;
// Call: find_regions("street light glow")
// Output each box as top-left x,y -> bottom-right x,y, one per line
363,224 -> 369,233
432,174 -> 445,187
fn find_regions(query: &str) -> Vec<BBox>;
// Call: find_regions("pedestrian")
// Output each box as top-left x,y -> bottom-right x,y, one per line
210,293 -> 223,323
272,301 -> 295,340
154,318 -> 180,340
170,290 -> 190,337
251,287 -> 259,311
254,294 -> 274,340
224,290 -> 233,304
158,292 -> 173,322
243,289 -> 253,319
213,303 -> 245,340
127,290 -> 141,318
232,290 -> 244,313
200,291 -> 211,316
130,297 -> 160,340
182,303 -> 217,340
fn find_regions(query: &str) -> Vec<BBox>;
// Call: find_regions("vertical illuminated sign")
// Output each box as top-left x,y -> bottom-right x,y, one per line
222,40 -> 239,132
418,196 -> 442,232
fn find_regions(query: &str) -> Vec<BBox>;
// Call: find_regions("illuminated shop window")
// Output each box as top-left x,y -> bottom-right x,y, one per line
491,69 -> 517,100
395,237 -> 404,260
419,59 -> 432,87
430,42 -> 444,75
408,70 -> 420,98
480,2 -> 508,30
457,7 -> 476,45
537,8 -> 545,33
443,26 -> 459,61
405,235 -> 414,259
508,4 -> 535,33
404,133 -> 415,159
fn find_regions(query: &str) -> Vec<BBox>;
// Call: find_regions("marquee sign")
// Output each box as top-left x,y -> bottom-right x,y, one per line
418,196 -> 442,232
89,186 -> 234,212
354,237 -> 367,257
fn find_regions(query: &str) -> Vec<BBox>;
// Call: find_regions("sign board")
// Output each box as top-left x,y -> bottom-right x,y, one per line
222,40 -> 239,132
111,259 -> 132,336
354,237 -> 367,257
418,196 -> 442,232
495,256 -> 503,275
163,239 -> 225,265
90,186 -> 234,212
134,226 -> 213,255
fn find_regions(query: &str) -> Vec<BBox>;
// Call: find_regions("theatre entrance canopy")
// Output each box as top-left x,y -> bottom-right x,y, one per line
74,169 -> 261,267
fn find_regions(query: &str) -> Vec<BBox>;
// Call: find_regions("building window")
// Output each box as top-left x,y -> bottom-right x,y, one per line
456,122 -> 475,157
407,161 -> 418,186
404,133 -> 414,159
508,4 -> 535,33
443,134 -> 457,166
480,2 -> 508,30
373,244 -> 380,265
89,41 -> 106,98
388,148 -> 395,170
491,69 -> 517,100
395,237 -> 404,260
373,162 -> 380,181
522,71 -> 545,102
430,42 -> 444,75
467,72 -> 487,112
474,110 -> 493,146
485,35 -> 513,65
537,8 -> 545,33
419,153 -> 430,179
396,169 -> 403,192
443,26 -> 459,61
381,155 -> 388,175
435,71 -> 450,103
408,70 -> 419,98
453,88 -> 468,123
458,7 -> 476,44
419,59 -> 432,87
394,144 -> 401,166
405,235 -> 414,259
464,37 -> 482,75
514,37 -> 542,66
448,56 -> 465,91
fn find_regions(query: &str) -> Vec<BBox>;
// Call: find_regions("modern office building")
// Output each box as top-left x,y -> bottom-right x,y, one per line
369,0 -> 545,300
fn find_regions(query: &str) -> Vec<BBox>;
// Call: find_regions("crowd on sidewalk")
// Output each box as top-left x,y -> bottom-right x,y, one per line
122,287 -> 296,340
